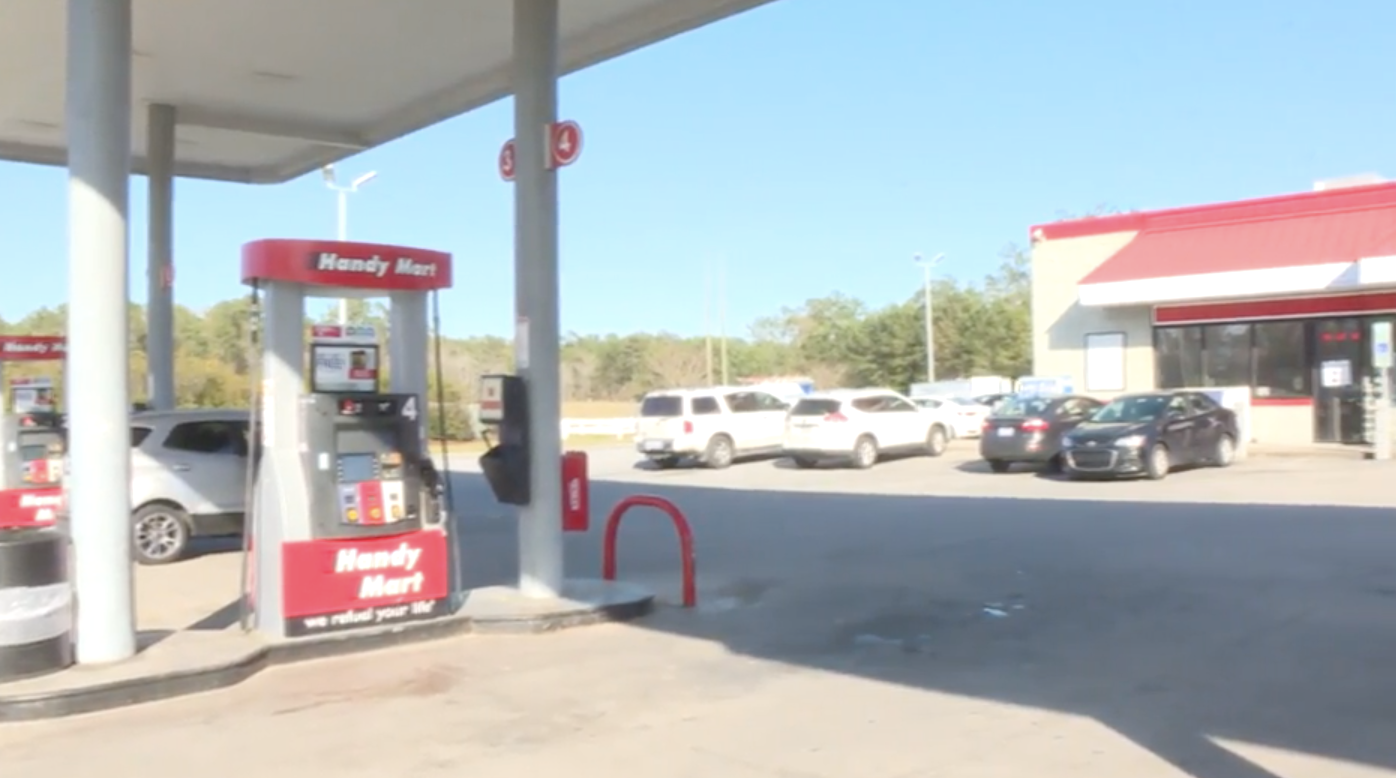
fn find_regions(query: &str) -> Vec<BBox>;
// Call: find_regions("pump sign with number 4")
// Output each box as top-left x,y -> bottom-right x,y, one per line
549,120 -> 582,169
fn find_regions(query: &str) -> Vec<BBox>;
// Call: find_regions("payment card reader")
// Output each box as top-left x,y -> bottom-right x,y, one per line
478,374 -> 531,506
303,392 -> 431,539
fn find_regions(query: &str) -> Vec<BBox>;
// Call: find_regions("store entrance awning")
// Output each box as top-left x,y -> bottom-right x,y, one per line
1077,206 -> 1396,307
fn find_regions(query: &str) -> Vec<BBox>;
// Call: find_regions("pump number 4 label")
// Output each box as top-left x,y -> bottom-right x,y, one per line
401,396 -> 418,421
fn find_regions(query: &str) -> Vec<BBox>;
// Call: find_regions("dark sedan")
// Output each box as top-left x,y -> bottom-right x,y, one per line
980,394 -> 1105,473
1061,390 -> 1239,480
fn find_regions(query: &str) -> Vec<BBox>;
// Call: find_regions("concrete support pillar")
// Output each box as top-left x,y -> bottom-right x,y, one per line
65,0 -> 136,664
146,103 -> 177,410
512,0 -> 564,597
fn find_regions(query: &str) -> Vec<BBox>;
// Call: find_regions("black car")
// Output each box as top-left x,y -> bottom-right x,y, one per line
973,393 -> 1012,411
979,394 -> 1105,473
1061,390 -> 1239,480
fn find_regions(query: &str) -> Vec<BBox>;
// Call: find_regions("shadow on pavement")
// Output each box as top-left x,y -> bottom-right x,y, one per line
448,468 -> 1396,778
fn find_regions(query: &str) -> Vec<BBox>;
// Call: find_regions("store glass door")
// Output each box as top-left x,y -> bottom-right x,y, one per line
1314,318 -> 1366,443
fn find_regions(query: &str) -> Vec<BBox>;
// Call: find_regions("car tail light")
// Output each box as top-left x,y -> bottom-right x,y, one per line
682,420 -> 694,434
1021,418 -> 1049,432
982,419 -> 993,430
823,412 -> 848,422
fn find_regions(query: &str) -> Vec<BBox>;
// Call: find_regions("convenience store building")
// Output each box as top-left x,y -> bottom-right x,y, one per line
1029,179 -> 1396,447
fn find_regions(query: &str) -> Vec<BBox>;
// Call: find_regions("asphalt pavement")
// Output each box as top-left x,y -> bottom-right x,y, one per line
5,440 -> 1396,778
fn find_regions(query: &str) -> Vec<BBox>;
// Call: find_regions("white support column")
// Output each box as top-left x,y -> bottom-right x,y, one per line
146,103 -> 177,410
66,0 -> 135,664
249,281 -> 308,638
512,0 -> 564,598
388,292 -> 430,445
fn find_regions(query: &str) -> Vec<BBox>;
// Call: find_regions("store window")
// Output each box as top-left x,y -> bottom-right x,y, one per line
1155,327 -> 1203,389
1201,323 -> 1252,387
1252,320 -> 1309,398
1156,319 -> 1314,398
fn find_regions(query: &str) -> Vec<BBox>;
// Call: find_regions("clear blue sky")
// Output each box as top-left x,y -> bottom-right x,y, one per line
1,0 -> 1393,339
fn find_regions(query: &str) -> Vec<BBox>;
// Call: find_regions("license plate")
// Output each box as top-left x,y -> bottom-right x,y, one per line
996,427 -> 1014,437
642,439 -> 667,452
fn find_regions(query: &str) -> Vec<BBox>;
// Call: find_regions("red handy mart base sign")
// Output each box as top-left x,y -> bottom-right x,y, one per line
0,488 -> 63,529
280,530 -> 450,637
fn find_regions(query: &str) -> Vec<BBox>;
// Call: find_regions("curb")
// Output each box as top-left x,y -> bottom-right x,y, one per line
0,587 -> 653,723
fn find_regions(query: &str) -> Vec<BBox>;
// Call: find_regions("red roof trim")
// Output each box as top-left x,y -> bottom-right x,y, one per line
1032,181 -> 1396,242
1153,292 -> 1396,326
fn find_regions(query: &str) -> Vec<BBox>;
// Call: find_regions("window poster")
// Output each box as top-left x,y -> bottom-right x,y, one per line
1084,332 -> 1126,392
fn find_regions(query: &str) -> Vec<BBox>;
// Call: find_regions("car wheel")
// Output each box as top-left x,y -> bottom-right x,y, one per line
792,456 -> 818,469
1045,454 -> 1064,474
851,435 -> 878,469
1145,444 -> 1170,481
133,502 -> 192,566
1212,434 -> 1236,468
703,435 -> 735,469
988,459 -> 1011,473
925,425 -> 949,457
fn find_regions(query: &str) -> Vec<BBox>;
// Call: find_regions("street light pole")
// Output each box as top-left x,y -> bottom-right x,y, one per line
914,252 -> 946,383
321,165 -> 378,325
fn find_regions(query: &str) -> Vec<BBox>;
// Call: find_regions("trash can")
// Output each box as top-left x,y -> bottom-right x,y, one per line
0,529 -> 73,681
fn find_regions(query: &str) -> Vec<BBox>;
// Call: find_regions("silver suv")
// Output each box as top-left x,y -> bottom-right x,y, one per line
130,408 -> 249,565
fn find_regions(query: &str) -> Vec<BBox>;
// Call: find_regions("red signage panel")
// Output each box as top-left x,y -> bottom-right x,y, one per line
280,529 -> 450,637
561,451 -> 589,532
0,336 -> 65,362
241,239 -> 454,293
0,487 -> 63,529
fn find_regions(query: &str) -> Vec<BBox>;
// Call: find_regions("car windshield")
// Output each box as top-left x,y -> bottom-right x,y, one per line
639,395 -> 684,417
911,398 -> 940,408
951,397 -> 979,406
992,396 -> 1052,418
1092,395 -> 1170,423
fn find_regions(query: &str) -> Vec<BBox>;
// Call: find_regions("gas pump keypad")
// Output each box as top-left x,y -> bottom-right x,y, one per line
335,451 -> 412,526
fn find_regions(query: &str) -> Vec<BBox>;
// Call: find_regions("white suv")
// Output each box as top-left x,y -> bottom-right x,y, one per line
783,388 -> 952,469
634,387 -> 790,469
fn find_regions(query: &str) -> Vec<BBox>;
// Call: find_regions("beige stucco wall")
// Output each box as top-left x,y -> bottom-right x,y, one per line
1249,405 -> 1314,446
1030,231 -> 1154,399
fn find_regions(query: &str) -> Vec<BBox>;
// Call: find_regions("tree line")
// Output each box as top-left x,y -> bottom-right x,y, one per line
0,246 -> 1031,436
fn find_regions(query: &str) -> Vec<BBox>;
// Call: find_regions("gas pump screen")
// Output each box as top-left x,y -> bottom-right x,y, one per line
312,344 -> 380,393
337,453 -> 379,484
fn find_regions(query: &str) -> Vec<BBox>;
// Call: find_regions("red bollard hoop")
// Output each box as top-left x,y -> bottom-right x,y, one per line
601,494 -> 696,608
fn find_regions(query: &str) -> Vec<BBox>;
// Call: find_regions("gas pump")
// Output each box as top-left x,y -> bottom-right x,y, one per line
0,336 -> 66,528
240,238 -> 457,639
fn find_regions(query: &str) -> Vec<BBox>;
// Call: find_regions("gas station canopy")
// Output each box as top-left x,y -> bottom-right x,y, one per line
0,0 -> 772,183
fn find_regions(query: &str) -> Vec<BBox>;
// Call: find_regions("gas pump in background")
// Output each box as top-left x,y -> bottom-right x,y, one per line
240,238 -> 458,639
0,336 -> 67,529
478,374 -> 590,532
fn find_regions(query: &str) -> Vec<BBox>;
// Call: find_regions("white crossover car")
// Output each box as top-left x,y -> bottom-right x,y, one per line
911,396 -> 991,438
782,388 -> 952,469
634,387 -> 790,469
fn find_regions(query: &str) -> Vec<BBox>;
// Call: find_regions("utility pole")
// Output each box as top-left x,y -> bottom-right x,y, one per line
718,258 -> 730,385
704,260 -> 714,385
914,252 -> 946,383
321,165 -> 378,324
